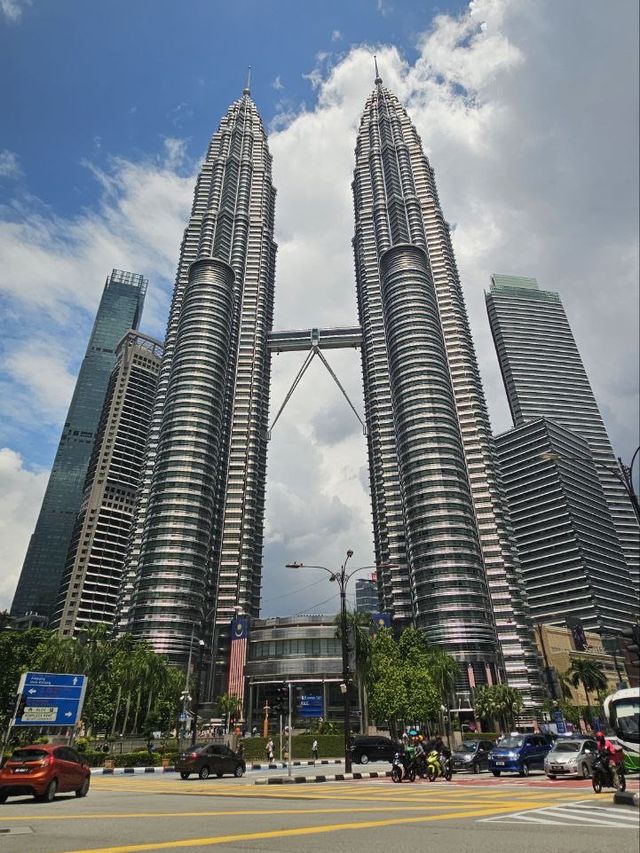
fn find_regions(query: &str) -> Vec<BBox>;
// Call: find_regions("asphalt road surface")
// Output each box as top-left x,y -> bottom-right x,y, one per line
1,770 -> 638,852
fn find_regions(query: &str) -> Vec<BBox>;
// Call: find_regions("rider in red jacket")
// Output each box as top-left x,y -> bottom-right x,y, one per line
595,731 -> 622,765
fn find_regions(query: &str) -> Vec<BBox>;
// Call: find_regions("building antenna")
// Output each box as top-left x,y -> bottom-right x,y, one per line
244,66 -> 252,96
374,54 -> 382,85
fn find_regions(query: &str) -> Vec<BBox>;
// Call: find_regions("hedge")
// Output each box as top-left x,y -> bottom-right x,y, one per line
241,734 -> 344,762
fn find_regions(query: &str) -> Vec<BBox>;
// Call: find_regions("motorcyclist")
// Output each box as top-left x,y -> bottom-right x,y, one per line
595,731 -> 622,767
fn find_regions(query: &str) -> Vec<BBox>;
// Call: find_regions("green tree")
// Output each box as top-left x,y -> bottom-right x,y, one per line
0,628 -> 50,729
566,658 -> 608,716
367,628 -> 407,737
217,693 -> 243,732
473,684 -> 524,732
335,610 -> 373,732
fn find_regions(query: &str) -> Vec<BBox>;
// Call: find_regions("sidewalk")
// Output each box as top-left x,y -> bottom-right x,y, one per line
255,770 -> 392,785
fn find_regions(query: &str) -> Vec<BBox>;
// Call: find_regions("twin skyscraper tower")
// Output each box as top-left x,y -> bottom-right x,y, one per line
112,71 -> 542,704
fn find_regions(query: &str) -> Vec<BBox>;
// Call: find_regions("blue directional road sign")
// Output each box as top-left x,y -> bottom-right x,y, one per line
14,672 -> 87,727
298,695 -> 323,718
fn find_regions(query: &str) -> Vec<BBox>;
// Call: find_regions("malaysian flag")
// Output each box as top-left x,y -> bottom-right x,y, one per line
228,615 -> 249,703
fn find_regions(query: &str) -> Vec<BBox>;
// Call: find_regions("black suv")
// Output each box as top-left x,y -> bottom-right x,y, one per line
351,736 -> 397,764
176,744 -> 245,779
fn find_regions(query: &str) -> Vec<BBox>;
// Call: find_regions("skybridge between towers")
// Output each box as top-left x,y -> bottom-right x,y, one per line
266,325 -> 366,439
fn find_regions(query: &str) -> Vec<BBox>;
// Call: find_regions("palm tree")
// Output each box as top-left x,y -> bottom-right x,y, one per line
425,647 -> 460,704
217,693 -> 242,733
566,658 -> 608,720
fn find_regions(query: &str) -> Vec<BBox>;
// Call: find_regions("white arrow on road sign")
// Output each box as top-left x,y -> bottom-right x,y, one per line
64,711 -> 72,717
28,688 -> 37,694
73,677 -> 78,685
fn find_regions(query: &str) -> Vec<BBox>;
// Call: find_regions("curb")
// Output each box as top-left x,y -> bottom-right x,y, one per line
613,790 -> 639,807
91,766 -> 176,775
255,770 -> 392,785
249,759 -> 343,771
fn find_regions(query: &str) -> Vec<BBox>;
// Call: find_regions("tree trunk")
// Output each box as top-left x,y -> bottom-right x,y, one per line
132,688 -> 142,735
110,685 -> 122,738
144,690 -> 153,726
121,693 -> 132,736
362,683 -> 369,733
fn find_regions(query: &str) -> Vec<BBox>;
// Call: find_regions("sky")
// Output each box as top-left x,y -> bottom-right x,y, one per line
1,0 -> 638,617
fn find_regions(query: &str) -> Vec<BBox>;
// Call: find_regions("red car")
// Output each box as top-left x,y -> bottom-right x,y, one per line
0,744 -> 90,803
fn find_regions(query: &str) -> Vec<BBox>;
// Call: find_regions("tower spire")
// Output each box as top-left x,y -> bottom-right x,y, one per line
243,65 -> 252,96
374,54 -> 382,85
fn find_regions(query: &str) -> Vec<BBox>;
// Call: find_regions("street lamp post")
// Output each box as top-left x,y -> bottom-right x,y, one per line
190,639 -> 206,746
286,551 -> 383,775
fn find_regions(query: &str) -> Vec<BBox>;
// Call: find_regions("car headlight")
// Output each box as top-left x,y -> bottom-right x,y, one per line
463,754 -> 474,761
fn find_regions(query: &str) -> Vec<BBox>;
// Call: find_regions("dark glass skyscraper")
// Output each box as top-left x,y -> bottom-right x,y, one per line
11,270 -> 147,621
486,274 -> 640,594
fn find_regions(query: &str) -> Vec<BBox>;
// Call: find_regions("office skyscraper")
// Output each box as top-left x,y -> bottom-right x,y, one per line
355,577 -> 379,615
121,83 -> 277,678
496,417 -> 637,634
52,332 -> 162,636
486,274 -> 640,593
11,270 -> 147,622
352,73 -> 541,697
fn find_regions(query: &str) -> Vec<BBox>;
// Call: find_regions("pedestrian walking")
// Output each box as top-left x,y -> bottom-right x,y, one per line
266,738 -> 274,762
311,738 -> 318,761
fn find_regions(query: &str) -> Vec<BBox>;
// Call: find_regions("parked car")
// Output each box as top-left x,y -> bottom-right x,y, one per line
0,744 -> 90,803
176,744 -> 245,779
488,733 -> 552,776
451,739 -> 495,773
351,736 -> 397,764
544,737 -> 597,779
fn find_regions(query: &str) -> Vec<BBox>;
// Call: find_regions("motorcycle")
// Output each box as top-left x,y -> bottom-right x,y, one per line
426,750 -> 453,782
591,750 -> 626,794
391,751 -> 416,783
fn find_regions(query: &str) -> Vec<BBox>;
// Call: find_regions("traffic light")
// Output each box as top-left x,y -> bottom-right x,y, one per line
16,693 -> 27,718
272,684 -> 288,716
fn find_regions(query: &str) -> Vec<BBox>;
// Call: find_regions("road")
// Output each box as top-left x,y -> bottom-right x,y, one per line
1,768 -> 638,852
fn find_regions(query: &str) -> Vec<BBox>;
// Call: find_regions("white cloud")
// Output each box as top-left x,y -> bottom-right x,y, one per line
0,146 -> 193,329
271,75 -> 284,91
0,0 -> 30,23
0,149 -> 21,178
331,30 -> 343,42
0,449 -> 48,611
3,340 -> 76,423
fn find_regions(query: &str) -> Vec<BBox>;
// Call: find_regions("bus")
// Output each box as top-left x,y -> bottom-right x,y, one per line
603,687 -> 639,772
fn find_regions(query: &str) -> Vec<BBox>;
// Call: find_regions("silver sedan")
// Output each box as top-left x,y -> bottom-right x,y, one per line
544,737 -> 598,779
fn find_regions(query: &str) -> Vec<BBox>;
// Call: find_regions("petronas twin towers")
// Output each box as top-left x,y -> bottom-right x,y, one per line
117,72 -> 542,703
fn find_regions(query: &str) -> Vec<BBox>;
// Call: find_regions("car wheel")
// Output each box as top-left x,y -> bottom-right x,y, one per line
180,772 -> 190,780
492,770 -> 501,777
360,754 -> 369,765
519,762 -> 529,777
216,772 -> 223,778
234,765 -> 244,778
581,763 -> 590,779
199,765 -> 210,780
473,762 -> 480,774
0,791 -> 8,804
37,779 -> 58,803
75,777 -> 90,798
547,774 -> 556,780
